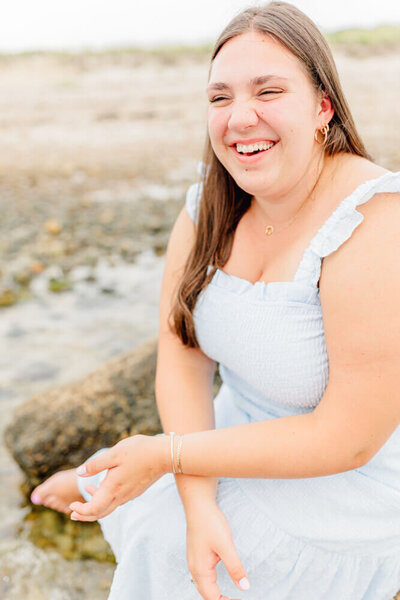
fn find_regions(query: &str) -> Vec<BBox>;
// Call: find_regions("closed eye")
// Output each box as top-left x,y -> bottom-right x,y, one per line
259,89 -> 282,96
209,90 -> 282,103
209,96 -> 230,103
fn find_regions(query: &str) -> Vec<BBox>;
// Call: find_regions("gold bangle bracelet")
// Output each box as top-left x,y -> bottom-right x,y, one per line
170,432 -> 176,474
176,434 -> 184,474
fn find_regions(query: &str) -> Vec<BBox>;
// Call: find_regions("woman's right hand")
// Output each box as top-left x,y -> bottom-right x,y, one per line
185,500 -> 250,600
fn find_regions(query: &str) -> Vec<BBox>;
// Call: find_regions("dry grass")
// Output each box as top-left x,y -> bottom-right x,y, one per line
327,24 -> 400,56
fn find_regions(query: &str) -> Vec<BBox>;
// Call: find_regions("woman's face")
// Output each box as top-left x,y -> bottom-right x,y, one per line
207,31 -> 328,199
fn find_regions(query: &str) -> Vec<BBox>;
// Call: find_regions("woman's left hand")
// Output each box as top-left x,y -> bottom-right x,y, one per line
69,434 -> 168,521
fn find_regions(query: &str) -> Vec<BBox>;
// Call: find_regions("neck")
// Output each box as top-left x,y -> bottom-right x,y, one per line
251,154 -> 331,226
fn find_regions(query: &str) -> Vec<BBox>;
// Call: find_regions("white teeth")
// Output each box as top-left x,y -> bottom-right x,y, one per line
236,141 -> 275,153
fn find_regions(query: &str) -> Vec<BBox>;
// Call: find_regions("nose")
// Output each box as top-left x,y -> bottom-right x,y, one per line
227,101 -> 259,131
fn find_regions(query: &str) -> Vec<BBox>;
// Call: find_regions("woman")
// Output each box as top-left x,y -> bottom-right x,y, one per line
31,2 -> 400,599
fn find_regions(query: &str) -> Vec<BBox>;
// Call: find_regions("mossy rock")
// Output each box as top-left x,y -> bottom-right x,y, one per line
24,508 -> 115,562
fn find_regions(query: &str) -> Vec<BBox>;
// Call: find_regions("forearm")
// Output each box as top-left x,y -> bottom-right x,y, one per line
160,401 -> 218,509
159,411 -> 365,480
155,335 -> 218,506
174,474 -> 218,515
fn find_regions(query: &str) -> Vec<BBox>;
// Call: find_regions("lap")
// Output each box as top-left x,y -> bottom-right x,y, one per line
96,470 -> 400,600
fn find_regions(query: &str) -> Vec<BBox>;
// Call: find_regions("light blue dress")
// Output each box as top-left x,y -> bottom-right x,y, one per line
79,170 -> 400,600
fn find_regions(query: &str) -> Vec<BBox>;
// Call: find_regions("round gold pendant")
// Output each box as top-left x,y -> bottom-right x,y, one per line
265,225 -> 274,235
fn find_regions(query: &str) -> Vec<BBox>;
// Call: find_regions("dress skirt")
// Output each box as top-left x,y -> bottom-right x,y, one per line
78,385 -> 400,600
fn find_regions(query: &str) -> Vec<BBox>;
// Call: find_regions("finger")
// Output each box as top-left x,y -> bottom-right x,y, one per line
69,496 -> 115,522
70,479 -> 115,516
84,484 -> 98,496
218,543 -> 250,593
71,496 -> 122,522
71,466 -> 123,517
75,448 -> 116,477
70,493 -> 122,521
70,510 -> 98,522
192,565 -> 226,600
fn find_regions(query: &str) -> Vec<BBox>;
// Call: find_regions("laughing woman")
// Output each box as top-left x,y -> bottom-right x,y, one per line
31,2 -> 400,599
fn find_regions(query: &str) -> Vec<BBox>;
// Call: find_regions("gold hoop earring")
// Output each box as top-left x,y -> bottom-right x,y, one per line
314,123 -> 330,145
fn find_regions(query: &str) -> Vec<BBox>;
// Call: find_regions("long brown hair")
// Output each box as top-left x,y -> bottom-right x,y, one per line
172,1 -> 372,348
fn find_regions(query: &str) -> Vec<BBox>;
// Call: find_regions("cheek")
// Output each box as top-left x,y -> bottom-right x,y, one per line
258,102 -> 295,135
258,100 -> 316,146
208,109 -> 227,144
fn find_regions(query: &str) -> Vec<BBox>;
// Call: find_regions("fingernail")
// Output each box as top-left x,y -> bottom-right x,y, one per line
76,464 -> 87,476
31,493 -> 42,505
238,577 -> 250,590
70,514 -> 79,521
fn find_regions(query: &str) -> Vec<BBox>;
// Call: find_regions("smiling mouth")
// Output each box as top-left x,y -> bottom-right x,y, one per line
233,140 -> 278,157
231,140 -> 278,159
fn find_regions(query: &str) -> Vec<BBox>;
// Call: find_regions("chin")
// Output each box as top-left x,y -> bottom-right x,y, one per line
231,173 -> 271,197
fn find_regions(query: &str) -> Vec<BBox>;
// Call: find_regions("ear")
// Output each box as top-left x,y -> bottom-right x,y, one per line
316,91 -> 335,127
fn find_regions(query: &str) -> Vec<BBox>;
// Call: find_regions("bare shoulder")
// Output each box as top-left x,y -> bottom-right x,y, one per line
324,154 -> 398,251
326,154 -> 399,260
164,205 -> 196,273
356,189 -> 400,227
332,153 -> 389,190
157,204 -> 197,331
319,160 -> 400,368
320,191 -> 400,290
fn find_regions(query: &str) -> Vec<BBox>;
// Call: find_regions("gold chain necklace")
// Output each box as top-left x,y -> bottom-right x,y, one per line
264,192 -> 311,235
263,168 -> 324,236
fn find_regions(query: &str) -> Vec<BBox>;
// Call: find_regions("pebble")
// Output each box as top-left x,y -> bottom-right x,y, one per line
0,289 -> 17,307
44,220 -> 62,235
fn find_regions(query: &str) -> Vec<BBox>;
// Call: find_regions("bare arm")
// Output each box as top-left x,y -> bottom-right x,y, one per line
155,205 -> 218,509
155,192 -> 400,479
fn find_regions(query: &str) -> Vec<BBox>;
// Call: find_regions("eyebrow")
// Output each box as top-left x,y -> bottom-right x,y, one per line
207,74 -> 289,93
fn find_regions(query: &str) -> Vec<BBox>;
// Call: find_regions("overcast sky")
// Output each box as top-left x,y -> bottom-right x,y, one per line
1,0 -> 399,52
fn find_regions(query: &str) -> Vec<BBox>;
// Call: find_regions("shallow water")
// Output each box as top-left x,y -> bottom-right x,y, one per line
0,250 -> 164,598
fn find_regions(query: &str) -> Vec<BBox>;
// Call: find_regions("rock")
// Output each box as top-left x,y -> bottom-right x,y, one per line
4,338 -> 161,490
25,509 -> 114,562
36,235 -> 67,258
39,264 -> 72,293
0,288 -> 17,307
0,276 -> 19,307
30,260 -> 45,274
44,219 -> 62,235
48,276 -> 71,293
9,256 -> 35,286
0,540 -> 114,598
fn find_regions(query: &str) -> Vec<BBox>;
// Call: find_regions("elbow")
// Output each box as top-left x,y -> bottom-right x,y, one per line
350,445 -> 376,470
351,451 -> 369,470
321,450 -> 367,476
318,441 -> 375,475
327,450 -> 369,476
312,413 -> 378,473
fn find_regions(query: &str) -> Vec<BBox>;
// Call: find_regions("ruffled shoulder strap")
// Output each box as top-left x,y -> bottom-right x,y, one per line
185,181 -> 203,224
294,171 -> 400,287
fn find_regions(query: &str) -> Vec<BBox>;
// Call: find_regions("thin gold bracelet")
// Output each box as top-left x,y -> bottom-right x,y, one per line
170,432 -> 176,474
176,434 -> 184,474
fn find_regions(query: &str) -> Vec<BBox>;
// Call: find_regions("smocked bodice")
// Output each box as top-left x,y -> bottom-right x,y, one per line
185,171 -> 400,418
